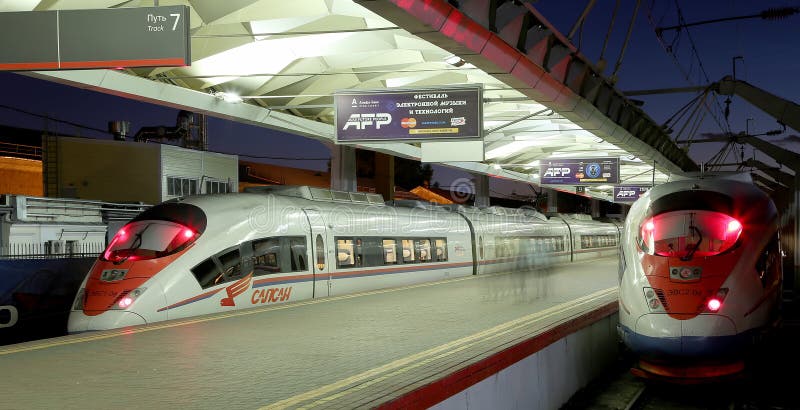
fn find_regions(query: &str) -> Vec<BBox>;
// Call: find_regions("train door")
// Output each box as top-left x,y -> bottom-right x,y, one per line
303,208 -> 330,298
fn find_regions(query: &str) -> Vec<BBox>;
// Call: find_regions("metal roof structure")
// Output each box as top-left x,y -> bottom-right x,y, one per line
4,0 -> 698,201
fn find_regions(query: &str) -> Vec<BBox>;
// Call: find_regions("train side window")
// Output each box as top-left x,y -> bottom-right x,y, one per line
402,239 -> 416,263
417,239 -> 432,262
289,237 -> 307,272
360,237 -> 382,267
383,239 -> 398,264
218,248 -> 243,280
315,234 -> 325,271
191,258 -> 222,289
336,238 -> 356,268
253,238 -> 281,276
434,238 -> 447,261
479,236 -> 484,259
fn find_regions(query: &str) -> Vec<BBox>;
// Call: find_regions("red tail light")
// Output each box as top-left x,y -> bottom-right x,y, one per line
707,298 -> 722,312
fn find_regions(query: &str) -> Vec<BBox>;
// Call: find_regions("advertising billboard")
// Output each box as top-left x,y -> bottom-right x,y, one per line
613,186 -> 650,202
334,86 -> 482,143
540,157 -> 620,185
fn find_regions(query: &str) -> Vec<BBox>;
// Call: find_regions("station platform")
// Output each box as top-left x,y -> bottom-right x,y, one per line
0,257 -> 619,409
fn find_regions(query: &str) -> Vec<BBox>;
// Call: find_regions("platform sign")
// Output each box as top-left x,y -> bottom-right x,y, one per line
613,186 -> 649,202
540,157 -> 620,185
0,6 -> 190,70
334,86 -> 482,143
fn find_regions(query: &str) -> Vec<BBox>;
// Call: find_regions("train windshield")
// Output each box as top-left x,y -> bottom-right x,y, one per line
103,221 -> 197,263
101,202 -> 206,263
638,210 -> 742,260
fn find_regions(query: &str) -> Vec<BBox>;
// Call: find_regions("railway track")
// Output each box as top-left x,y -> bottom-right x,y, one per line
564,300 -> 800,410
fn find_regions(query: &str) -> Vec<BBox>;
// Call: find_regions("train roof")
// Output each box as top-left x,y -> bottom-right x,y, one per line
243,185 -> 385,205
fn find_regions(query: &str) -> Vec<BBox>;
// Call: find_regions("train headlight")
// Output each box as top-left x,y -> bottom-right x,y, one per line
643,287 -> 665,312
703,288 -> 728,313
111,287 -> 147,310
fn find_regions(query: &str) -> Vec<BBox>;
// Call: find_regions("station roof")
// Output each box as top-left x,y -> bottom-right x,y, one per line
6,0 -> 698,201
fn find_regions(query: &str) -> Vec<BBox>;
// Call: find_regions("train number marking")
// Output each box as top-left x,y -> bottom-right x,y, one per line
667,289 -> 703,296
251,287 -> 293,305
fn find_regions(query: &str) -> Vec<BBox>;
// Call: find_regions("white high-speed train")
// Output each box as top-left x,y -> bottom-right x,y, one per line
617,173 -> 782,379
69,186 -> 619,332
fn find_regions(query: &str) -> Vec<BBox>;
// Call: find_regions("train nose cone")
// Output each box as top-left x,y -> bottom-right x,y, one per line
626,314 -> 739,359
68,310 -> 146,333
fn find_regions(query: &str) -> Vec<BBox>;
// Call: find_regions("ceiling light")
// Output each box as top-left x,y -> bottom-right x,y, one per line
213,91 -> 243,103
444,54 -> 465,67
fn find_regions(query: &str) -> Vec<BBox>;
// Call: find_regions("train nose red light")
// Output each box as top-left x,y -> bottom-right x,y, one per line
183,228 -> 194,239
118,296 -> 134,309
727,219 -> 742,236
707,298 -> 722,312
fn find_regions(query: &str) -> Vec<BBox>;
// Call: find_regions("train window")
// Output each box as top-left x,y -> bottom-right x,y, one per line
253,238 -> 281,275
479,236 -> 484,259
289,237 -> 307,272
417,239 -> 432,262
360,237 -> 383,267
315,235 -> 325,271
336,238 -> 356,268
383,239 -> 398,264
191,258 -> 223,289
434,239 -> 447,261
218,248 -> 243,280
402,239 -> 415,263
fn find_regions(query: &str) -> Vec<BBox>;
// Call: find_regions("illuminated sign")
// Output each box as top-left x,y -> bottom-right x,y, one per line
613,186 -> 649,202
540,157 -> 620,185
335,86 -> 482,142
0,6 -> 190,70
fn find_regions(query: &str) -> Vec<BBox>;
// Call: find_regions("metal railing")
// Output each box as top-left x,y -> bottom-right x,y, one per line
0,242 -> 105,259
0,141 -> 42,159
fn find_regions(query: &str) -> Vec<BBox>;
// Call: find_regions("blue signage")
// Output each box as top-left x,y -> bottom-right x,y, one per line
613,186 -> 650,202
334,86 -> 482,143
540,157 -> 620,185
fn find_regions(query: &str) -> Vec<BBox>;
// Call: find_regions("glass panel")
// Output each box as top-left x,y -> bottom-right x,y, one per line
253,237 -> 281,275
192,258 -> 222,289
639,211 -> 742,259
383,239 -> 397,264
402,239 -> 415,263
336,238 -> 355,267
218,248 -> 242,280
417,239 -> 432,262
315,234 -> 325,271
434,239 -> 447,261
289,237 -> 307,272
103,220 -> 196,262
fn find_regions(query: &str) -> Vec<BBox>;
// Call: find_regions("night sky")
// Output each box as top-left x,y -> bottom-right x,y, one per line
1,0 -> 799,197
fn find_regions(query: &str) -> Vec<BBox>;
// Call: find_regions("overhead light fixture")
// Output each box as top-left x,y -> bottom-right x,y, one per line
213,91 -> 243,103
444,54 -> 466,67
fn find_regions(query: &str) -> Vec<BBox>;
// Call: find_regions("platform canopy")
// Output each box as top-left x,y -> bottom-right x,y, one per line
4,0 -> 698,201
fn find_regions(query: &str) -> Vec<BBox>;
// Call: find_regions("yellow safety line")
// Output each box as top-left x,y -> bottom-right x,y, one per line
261,287 -> 618,409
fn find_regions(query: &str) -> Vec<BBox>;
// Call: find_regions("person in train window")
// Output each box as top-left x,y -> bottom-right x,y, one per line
355,238 -> 363,267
